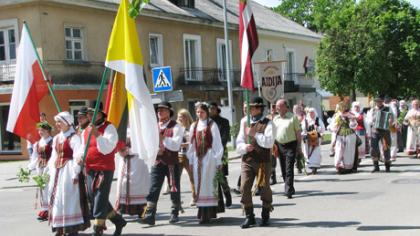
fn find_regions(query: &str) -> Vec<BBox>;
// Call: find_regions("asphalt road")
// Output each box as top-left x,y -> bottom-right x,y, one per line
1,145 -> 420,236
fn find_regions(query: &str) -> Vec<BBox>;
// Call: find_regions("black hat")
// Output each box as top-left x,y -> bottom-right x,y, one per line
209,102 -> 221,113
374,94 -> 385,102
249,97 -> 266,107
77,107 -> 88,116
156,101 -> 174,117
88,100 -> 107,116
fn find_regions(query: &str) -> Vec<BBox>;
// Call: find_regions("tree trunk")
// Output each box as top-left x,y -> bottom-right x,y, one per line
351,87 -> 356,102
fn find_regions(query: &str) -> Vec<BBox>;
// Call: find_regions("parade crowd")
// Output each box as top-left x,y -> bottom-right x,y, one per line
26,96 -> 420,235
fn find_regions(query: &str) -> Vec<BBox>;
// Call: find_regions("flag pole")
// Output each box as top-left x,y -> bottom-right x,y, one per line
245,89 -> 251,144
80,67 -> 110,167
23,22 -> 61,112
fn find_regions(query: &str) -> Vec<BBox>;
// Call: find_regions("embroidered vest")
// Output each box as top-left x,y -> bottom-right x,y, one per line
85,121 -> 117,171
192,120 -> 213,159
242,118 -> 271,163
156,120 -> 179,165
355,113 -> 365,131
55,134 -> 74,169
37,138 -> 53,168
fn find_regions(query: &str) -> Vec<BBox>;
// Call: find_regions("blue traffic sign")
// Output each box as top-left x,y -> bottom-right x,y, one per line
152,66 -> 173,92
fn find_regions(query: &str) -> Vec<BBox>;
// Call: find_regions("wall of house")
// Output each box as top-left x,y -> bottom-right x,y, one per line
0,89 -> 105,160
253,34 -> 318,74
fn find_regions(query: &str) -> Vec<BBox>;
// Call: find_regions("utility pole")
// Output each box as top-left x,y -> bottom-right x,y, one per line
223,0 -> 235,126
223,0 -> 236,147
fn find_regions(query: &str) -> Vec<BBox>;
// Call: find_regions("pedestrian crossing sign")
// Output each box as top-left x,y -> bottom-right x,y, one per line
152,66 -> 173,92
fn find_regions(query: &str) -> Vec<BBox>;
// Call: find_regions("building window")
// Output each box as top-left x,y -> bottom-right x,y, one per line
170,0 -> 195,8
149,34 -> 163,67
0,28 -> 16,62
0,19 -> 18,63
183,34 -> 202,81
266,49 -> 273,62
216,38 -> 232,81
64,26 -> 85,61
69,100 -> 88,126
286,49 -> 296,81
0,104 -> 21,153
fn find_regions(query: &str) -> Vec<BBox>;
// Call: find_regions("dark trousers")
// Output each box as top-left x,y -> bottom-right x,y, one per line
146,162 -> 181,212
240,161 -> 272,208
370,130 -> 391,162
86,170 -> 114,220
398,125 -> 408,151
220,148 -> 231,192
278,141 -> 297,195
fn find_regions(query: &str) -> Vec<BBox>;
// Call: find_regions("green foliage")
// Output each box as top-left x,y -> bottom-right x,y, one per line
128,0 -> 150,19
32,174 -> 49,189
17,168 -> 31,183
230,122 -> 240,140
316,0 -> 420,98
213,170 -> 226,196
273,0 -> 354,32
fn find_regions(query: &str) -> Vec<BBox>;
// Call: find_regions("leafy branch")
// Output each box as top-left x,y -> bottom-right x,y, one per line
128,0 -> 150,19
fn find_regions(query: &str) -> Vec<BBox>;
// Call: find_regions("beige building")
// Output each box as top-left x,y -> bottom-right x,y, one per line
0,0 -> 321,159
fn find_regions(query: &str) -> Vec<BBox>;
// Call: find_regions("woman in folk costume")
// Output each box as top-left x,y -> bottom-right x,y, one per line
327,103 -> 341,157
404,99 -> 420,156
365,100 -> 376,153
187,102 -> 224,224
351,102 -> 367,160
48,111 -> 90,236
293,104 -> 306,174
302,108 -> 325,175
177,109 -> 196,206
333,101 -> 358,174
397,100 -> 409,152
388,100 -> 399,161
27,122 -> 53,221
115,138 -> 150,218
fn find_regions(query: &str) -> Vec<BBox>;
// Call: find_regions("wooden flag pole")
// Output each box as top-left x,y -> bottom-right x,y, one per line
23,22 -> 61,112
80,67 -> 110,167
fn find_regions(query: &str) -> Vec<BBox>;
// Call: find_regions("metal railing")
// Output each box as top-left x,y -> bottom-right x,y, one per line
0,62 -> 16,82
284,73 -> 315,87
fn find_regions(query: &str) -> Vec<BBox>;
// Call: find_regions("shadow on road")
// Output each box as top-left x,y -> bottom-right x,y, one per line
293,190 -> 358,198
295,178 -> 371,183
272,220 -> 361,228
80,234 -> 197,236
357,225 -> 420,231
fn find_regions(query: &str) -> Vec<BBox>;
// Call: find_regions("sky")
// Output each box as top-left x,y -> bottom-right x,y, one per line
254,0 -> 420,9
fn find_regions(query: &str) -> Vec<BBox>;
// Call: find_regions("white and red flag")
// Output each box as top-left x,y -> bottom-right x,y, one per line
6,25 -> 49,144
239,0 -> 259,91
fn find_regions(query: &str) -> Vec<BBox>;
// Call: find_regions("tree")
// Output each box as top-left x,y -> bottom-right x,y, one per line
316,3 -> 358,98
353,0 -> 420,98
316,0 -> 420,99
273,0 -> 355,33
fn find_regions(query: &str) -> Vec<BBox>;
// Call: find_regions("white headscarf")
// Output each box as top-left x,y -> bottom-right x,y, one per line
54,111 -> 74,126
351,101 -> 362,114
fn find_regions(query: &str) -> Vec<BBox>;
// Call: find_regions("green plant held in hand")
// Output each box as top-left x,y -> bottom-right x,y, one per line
33,173 -> 49,189
17,167 -> 31,183
213,170 -> 226,196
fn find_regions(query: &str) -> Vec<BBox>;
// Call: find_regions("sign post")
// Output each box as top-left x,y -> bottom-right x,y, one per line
152,66 -> 173,93
255,61 -> 286,103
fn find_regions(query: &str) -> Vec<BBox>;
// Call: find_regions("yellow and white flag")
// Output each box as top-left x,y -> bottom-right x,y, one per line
105,0 -> 158,169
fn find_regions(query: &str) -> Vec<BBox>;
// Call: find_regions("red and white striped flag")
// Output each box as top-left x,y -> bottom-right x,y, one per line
6,25 -> 49,144
239,0 -> 259,91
